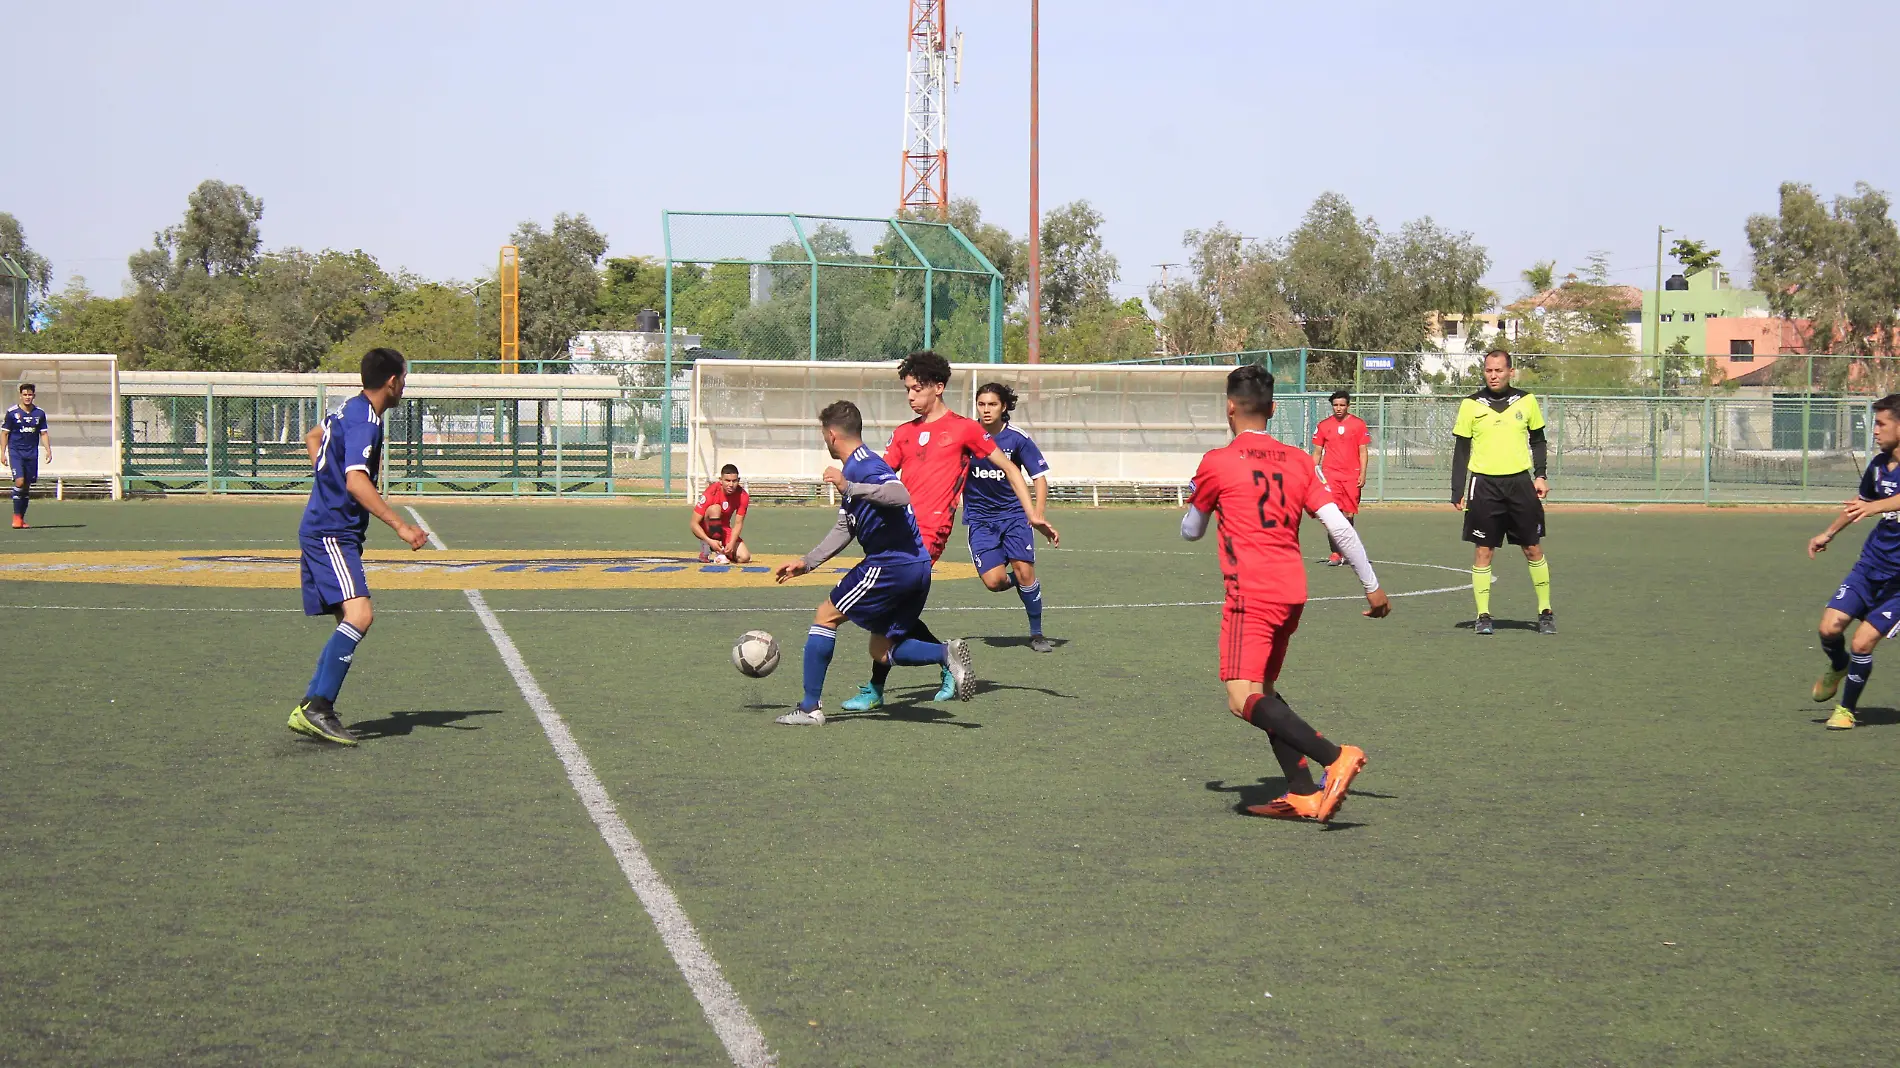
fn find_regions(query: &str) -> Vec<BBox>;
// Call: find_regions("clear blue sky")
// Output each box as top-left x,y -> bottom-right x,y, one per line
10,0 -> 1897,307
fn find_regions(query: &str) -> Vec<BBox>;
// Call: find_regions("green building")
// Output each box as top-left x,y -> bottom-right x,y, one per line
1640,268 -> 1771,354
0,255 -> 28,332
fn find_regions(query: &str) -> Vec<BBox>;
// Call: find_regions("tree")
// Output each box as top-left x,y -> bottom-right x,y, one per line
1669,238 -> 1721,274
247,249 -> 396,371
593,255 -> 667,329
1147,224 -> 1299,355
1506,253 -> 1639,360
325,283 -> 484,368
7,277 -> 136,357
512,213 -> 608,363
1035,297 -> 1157,363
1521,260 -> 1556,295
0,213 -> 54,329
945,198 -> 1027,305
174,180 -> 265,278
1039,200 -> 1118,328
1747,181 -> 1900,358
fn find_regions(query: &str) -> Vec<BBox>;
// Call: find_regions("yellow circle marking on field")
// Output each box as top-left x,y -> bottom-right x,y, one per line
0,550 -> 977,590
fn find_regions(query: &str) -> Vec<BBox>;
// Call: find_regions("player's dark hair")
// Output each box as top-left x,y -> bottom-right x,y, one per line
1874,395 -> 1900,419
819,399 -> 863,437
361,347 -> 406,390
1226,364 -> 1275,417
976,381 -> 1017,423
720,463 -> 740,476
1329,389 -> 1351,403
18,383 -> 33,394
897,350 -> 952,386
1483,348 -> 1513,368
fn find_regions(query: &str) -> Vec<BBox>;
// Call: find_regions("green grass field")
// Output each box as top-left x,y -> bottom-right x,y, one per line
4,497 -> 1898,1066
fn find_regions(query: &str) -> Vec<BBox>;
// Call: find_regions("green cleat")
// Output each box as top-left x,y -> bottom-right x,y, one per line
288,697 -> 358,746
930,665 -> 956,702
1813,668 -> 1850,704
1826,706 -> 1857,731
287,699 -> 324,740
840,683 -> 884,712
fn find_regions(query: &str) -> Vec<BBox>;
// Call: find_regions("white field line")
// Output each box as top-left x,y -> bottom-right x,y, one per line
405,507 -> 776,1068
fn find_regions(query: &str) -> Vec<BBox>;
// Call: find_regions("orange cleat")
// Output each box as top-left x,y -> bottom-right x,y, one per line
1314,745 -> 1367,822
10,515 -> 22,529
1246,790 -> 1323,821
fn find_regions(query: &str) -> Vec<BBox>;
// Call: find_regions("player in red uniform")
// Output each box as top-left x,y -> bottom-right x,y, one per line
1184,364 -> 1389,823
1309,389 -> 1372,566
840,350 -> 1059,711
690,463 -> 752,563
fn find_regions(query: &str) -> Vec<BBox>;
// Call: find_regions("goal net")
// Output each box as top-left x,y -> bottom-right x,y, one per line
689,360 -> 1307,502
0,354 -> 120,496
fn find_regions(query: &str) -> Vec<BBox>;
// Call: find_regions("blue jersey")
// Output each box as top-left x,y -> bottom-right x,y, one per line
840,445 -> 930,566
963,424 -> 1049,524
3,405 -> 48,453
1855,451 -> 1900,579
300,393 -> 385,542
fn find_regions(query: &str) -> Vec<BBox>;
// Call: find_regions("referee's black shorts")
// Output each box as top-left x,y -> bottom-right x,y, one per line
1460,471 -> 1544,547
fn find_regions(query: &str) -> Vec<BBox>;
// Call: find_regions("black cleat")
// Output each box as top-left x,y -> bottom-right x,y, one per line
294,697 -> 358,746
1474,613 -> 1495,636
1029,635 -> 1055,654
1538,610 -> 1556,635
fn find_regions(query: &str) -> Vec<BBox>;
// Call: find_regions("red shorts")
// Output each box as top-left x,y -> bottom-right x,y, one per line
1326,476 -> 1361,515
1219,598 -> 1304,683
921,521 -> 954,563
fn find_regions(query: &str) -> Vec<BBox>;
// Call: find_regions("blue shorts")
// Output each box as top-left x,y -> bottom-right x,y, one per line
300,533 -> 370,615
828,558 -> 932,640
966,514 -> 1035,574
9,453 -> 36,486
1828,562 -> 1900,638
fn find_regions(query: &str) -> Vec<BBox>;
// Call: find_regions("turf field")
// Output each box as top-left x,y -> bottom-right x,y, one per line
3,498 -> 1898,1066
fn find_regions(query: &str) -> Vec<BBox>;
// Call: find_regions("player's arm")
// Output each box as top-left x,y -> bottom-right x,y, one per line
1809,509 -> 1861,557
304,424 -> 324,466
984,445 -> 1060,547
1316,501 -> 1390,617
1450,433 -> 1472,508
39,422 -> 49,462
688,510 -> 718,551
776,513 -> 853,583
344,470 -> 427,550
1357,440 -> 1368,487
1841,495 -> 1900,523
1181,459 -> 1219,541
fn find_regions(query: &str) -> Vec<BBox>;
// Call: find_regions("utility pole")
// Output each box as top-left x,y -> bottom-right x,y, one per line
1027,0 -> 1041,364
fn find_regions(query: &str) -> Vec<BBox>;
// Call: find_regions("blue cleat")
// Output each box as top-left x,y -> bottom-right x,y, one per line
841,683 -> 884,712
931,665 -> 956,702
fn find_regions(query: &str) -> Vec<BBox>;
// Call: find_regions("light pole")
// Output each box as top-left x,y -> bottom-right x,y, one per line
1652,226 -> 1671,356
464,279 -> 492,360
1027,0 -> 1041,364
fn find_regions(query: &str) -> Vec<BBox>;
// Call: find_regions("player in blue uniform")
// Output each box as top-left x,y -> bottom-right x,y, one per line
772,400 -> 975,725
287,348 -> 429,745
1809,393 -> 1900,730
2,384 -> 52,528
966,382 -> 1055,653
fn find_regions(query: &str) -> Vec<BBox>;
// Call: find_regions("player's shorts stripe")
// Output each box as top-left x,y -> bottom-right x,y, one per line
323,536 -> 355,600
836,566 -> 881,612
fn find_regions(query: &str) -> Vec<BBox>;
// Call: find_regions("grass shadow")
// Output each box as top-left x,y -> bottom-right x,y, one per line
976,636 -> 1070,650
19,523 -> 88,530
346,708 -> 504,739
743,697 -> 982,728
1452,618 -> 1542,632
1810,706 -> 1900,727
1204,777 -> 1371,829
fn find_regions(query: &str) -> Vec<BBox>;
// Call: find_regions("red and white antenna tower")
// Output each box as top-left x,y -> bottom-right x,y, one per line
901,1 -> 960,219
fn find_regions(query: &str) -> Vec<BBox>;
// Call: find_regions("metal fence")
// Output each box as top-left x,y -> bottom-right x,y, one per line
110,356 -> 1878,504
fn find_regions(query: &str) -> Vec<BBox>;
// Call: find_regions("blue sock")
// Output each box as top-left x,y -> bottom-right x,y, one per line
1017,580 -> 1043,636
891,638 -> 947,666
305,621 -> 363,703
1844,653 -> 1875,711
1821,632 -> 1850,672
801,625 -> 836,708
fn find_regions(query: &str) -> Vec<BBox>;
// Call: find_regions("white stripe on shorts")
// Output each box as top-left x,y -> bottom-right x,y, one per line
835,566 -> 881,612
323,536 -> 356,601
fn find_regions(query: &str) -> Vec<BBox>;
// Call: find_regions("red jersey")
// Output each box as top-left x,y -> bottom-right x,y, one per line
1311,414 -> 1371,482
695,482 -> 749,530
1189,429 -> 1338,604
883,411 -> 995,532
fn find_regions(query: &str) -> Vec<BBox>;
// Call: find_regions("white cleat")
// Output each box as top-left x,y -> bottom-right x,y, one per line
775,705 -> 826,726
945,639 -> 976,701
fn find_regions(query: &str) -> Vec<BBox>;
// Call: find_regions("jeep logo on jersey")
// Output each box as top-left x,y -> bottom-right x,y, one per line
918,431 -> 931,446
970,466 -> 1008,481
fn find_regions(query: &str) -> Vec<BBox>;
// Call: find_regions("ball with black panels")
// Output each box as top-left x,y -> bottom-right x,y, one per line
732,630 -> 780,678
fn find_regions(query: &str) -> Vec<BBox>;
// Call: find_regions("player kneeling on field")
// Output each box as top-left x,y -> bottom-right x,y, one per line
692,463 -> 752,563
771,400 -> 974,726
1809,393 -> 1900,731
1182,364 -> 1387,822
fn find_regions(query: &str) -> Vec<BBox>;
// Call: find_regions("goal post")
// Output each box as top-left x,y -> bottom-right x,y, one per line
0,354 -> 121,498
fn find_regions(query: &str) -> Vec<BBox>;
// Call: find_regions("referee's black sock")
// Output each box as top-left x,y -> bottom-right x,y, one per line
1244,692 -> 1342,769
1821,631 -> 1850,673
909,620 -> 941,646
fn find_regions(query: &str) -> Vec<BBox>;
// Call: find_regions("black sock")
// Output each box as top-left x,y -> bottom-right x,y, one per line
1270,737 -> 1318,795
909,620 -> 940,646
1245,692 -> 1342,767
871,659 -> 892,689
1822,632 -> 1850,673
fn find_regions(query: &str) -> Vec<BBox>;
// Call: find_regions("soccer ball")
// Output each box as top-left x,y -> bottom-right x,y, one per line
732,630 -> 780,678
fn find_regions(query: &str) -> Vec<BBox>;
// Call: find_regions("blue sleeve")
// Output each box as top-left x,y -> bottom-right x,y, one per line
1,412 -> 16,434
1862,461 -> 1879,500
1015,435 -> 1050,479
342,414 -> 382,474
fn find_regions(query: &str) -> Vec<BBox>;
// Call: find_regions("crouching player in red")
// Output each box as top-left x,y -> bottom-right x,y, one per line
1184,365 -> 1390,822
691,463 -> 752,563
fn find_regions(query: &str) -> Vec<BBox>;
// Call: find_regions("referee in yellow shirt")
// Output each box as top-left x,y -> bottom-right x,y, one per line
1451,350 -> 1555,635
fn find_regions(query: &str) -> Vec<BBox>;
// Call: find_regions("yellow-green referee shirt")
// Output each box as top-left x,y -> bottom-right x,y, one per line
1450,387 -> 1548,501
